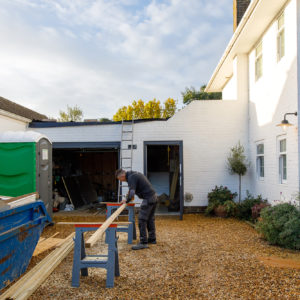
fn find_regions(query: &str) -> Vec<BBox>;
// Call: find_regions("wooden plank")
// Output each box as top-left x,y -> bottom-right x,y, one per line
85,203 -> 127,248
0,193 -> 38,211
38,237 -> 46,243
0,233 -> 75,300
170,164 -> 179,201
32,238 -> 63,256
0,192 -> 38,203
56,221 -> 131,225
62,176 -> 74,207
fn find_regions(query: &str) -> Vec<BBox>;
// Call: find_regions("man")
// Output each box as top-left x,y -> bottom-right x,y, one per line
115,169 -> 157,250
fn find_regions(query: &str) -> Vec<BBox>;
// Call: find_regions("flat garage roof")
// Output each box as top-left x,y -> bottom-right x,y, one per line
53,142 -> 120,149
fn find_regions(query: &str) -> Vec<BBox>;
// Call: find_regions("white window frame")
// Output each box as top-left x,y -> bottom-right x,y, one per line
256,143 -> 264,180
277,12 -> 285,62
278,138 -> 287,184
255,41 -> 263,81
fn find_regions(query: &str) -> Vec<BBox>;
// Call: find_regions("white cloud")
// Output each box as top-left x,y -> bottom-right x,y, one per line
0,0 -> 232,119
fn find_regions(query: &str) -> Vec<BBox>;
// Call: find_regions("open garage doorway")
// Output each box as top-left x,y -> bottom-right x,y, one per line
52,142 -> 119,211
144,141 -> 183,220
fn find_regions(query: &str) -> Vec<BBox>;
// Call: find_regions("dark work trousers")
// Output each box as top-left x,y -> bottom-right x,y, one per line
138,197 -> 157,244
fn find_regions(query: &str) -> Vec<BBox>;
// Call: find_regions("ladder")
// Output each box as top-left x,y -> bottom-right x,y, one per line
117,119 -> 134,202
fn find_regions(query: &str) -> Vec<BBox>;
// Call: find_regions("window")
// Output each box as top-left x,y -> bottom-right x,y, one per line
277,12 -> 285,61
256,144 -> 264,179
279,138 -> 287,183
255,42 -> 263,80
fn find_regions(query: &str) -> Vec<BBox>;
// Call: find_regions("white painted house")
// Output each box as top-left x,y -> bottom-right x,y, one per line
4,0 -> 298,218
206,0 -> 300,204
0,96 -> 47,132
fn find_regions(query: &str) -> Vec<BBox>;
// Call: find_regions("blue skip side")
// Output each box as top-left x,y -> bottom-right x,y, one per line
0,200 -> 51,291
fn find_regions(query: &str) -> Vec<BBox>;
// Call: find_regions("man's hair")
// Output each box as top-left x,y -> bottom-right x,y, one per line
115,168 -> 126,178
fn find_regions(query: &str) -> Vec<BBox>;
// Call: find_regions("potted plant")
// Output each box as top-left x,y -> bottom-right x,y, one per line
227,142 -> 249,203
205,185 -> 237,217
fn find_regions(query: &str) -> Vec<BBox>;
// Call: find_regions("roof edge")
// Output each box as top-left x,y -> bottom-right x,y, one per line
205,0 -> 260,92
0,109 -> 31,123
29,118 -> 169,128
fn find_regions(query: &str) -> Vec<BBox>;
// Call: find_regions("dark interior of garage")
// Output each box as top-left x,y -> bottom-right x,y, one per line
52,148 -> 119,210
146,145 -> 180,213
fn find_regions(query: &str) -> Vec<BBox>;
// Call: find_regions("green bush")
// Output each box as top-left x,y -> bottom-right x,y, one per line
256,203 -> 300,250
205,186 -> 237,216
236,191 -> 267,221
224,200 -> 237,217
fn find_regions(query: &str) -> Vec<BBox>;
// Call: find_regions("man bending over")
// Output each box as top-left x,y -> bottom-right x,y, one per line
115,169 -> 157,250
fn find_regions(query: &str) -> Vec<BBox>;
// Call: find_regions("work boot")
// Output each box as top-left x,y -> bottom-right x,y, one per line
132,243 -> 149,250
147,239 -> 157,244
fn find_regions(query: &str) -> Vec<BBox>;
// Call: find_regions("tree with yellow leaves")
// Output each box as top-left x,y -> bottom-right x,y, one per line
144,99 -> 161,119
163,98 -> 176,118
112,98 -> 177,121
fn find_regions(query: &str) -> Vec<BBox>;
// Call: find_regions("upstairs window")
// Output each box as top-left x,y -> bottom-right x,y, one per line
255,42 -> 263,81
279,138 -> 287,183
277,12 -> 285,61
256,143 -> 264,179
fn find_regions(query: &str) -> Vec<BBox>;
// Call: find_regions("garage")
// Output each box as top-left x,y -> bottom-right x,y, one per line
52,142 -> 120,209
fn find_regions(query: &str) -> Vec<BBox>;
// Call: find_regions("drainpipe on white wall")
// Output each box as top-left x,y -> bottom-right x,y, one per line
297,0 -> 300,194
236,53 -> 250,196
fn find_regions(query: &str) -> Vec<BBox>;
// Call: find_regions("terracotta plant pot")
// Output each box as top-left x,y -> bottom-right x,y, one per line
214,205 -> 227,218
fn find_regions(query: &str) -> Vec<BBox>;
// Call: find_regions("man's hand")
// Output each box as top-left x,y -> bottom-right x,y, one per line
121,199 -> 127,204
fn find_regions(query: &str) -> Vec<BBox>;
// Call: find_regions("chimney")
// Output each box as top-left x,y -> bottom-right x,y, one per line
233,0 -> 250,31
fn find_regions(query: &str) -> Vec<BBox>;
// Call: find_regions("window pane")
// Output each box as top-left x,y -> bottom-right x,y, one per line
283,154 -> 287,180
280,139 -> 286,152
259,156 -> 264,177
278,13 -> 284,30
280,30 -> 285,58
277,30 -> 285,60
257,144 -> 264,154
255,56 -> 263,80
256,42 -> 262,56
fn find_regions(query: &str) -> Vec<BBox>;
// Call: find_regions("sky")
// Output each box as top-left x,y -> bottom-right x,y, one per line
0,0 -> 233,119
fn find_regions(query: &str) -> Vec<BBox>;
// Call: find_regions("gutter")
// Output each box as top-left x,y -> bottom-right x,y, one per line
0,109 -> 31,123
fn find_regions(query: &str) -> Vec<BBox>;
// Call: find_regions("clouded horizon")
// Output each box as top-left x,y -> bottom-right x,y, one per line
0,0 -> 233,119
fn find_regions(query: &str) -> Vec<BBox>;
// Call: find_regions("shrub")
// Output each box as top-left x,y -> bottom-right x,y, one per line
224,200 -> 237,217
205,186 -> 237,216
207,185 -> 237,204
256,203 -> 300,249
236,191 -> 267,221
252,202 -> 270,220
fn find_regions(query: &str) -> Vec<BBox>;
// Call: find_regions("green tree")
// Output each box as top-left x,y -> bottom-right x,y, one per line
58,105 -> 83,122
99,118 -> 111,122
163,98 -> 177,118
181,85 -> 222,105
227,142 -> 249,203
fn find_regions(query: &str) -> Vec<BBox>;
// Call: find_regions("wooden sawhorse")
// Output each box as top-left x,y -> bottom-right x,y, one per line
104,202 -> 137,244
71,223 -> 119,288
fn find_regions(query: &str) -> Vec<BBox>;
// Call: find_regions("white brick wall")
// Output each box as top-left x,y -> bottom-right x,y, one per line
33,99 -> 250,207
248,0 -> 299,204
0,114 -> 28,132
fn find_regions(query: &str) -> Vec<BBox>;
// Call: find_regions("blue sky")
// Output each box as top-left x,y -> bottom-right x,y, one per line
0,0 -> 233,119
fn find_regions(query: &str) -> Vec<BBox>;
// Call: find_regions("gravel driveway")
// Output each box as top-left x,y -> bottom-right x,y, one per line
29,214 -> 300,300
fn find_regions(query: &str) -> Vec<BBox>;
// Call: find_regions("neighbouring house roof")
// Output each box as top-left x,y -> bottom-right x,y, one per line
0,96 -> 47,121
206,0 -> 289,92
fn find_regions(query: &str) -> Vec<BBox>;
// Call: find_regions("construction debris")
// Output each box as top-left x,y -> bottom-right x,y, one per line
1,233 -> 74,300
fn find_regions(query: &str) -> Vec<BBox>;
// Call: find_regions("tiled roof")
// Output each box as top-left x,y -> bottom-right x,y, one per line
0,96 -> 47,121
